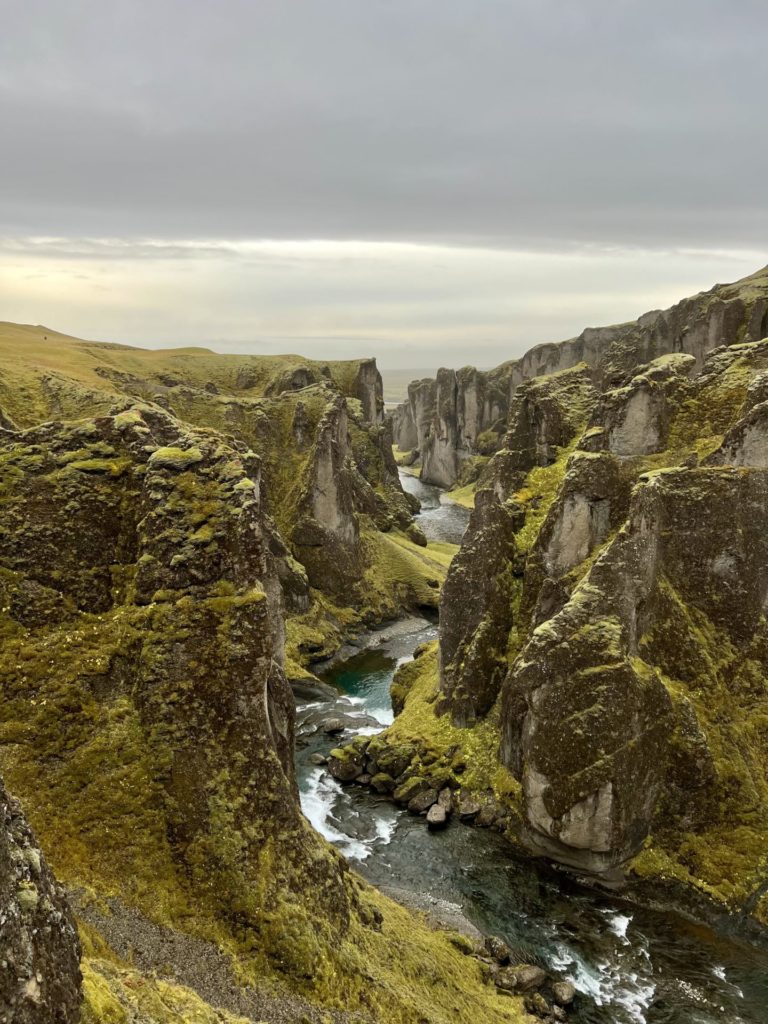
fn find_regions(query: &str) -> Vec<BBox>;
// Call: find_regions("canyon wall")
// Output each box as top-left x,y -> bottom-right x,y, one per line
0,775 -> 81,1023
392,265 -> 768,487
0,326 -> 512,1023
363,320 -> 768,927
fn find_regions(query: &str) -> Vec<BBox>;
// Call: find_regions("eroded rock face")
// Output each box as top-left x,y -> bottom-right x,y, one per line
293,396 -> 363,594
502,465 -> 768,872
438,488 -> 522,725
0,404 -> 354,961
438,365 -> 597,724
433,335 -> 768,898
0,777 -> 81,1023
392,266 -> 768,486
349,357 -> 385,425
392,366 -> 509,487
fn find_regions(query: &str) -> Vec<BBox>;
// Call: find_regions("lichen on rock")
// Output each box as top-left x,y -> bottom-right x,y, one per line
0,774 -> 82,1023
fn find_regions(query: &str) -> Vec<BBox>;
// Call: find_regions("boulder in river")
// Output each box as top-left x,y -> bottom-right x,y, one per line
495,963 -> 547,993
457,793 -> 482,820
290,677 -> 341,702
552,980 -> 577,1006
371,772 -> 396,794
484,935 -> 511,964
327,747 -> 366,782
408,788 -> 439,815
322,717 -> 349,734
393,776 -> 432,805
426,804 -> 448,829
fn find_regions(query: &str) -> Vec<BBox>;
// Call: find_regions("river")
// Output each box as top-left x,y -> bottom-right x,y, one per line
296,471 -> 768,1024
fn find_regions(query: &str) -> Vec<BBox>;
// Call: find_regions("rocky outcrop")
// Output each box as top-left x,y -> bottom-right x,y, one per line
392,265 -> 768,486
0,331 -> 535,1022
0,776 -> 81,1023
292,395 -> 364,595
501,460 -> 768,874
438,365 -> 598,724
0,323 -> 419,624
391,366 -> 510,488
371,329 -> 768,924
0,404 -> 355,972
486,341 -> 768,886
349,356 -> 385,425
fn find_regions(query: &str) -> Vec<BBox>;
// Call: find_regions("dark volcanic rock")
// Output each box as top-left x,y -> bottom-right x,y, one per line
0,777 -> 81,1023
408,788 -> 439,815
0,404 -> 355,965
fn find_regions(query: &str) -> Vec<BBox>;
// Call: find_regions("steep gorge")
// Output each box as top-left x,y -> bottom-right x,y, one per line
0,327 -> 526,1023
339,269 -> 768,939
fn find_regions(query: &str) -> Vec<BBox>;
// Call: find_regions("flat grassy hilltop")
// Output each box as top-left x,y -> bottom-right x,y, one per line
0,321 -> 378,428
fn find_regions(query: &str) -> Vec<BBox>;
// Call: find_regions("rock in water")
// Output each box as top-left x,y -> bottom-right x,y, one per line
426,803 -> 448,829
495,963 -> 547,993
484,935 -> 512,964
0,776 -> 81,1023
552,980 -> 577,1006
408,788 -> 439,815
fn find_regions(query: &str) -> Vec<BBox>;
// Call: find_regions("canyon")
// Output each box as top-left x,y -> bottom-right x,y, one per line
2,263 -> 768,1024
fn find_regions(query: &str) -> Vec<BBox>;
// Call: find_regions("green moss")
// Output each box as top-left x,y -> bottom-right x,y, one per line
382,643 -> 523,812
148,447 -> 204,470
360,527 -> 457,617
513,439 -> 581,554
444,482 -> 476,509
627,576 -> 768,915
82,959 -> 252,1024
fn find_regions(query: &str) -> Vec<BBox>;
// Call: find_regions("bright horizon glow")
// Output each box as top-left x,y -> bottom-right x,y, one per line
1,235 -> 765,371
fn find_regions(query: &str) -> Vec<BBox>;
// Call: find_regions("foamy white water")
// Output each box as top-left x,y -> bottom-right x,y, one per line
300,767 -> 397,861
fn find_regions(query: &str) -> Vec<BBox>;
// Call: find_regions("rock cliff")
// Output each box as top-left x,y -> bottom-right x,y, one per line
392,264 -> 768,487
0,331 -> 521,1022
0,775 -> 82,1023
364,319 -> 768,928
0,323 -> 443,677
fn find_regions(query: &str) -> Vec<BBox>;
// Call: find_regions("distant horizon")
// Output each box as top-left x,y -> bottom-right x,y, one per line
4,250 -> 766,374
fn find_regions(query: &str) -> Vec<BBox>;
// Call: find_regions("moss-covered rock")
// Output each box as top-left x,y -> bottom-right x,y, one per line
0,774 -> 82,1023
390,326 -> 768,924
391,264 -> 768,488
0,401 -> 531,1023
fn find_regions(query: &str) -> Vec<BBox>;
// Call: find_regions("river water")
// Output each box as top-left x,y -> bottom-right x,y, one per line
296,472 -> 768,1024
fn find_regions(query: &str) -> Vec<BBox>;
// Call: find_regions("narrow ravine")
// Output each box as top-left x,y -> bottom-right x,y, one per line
296,473 -> 768,1024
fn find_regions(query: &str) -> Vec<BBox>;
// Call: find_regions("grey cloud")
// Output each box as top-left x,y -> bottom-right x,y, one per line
1,0 -> 767,248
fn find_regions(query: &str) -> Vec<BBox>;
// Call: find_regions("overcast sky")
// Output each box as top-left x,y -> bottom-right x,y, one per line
1,0 -> 766,370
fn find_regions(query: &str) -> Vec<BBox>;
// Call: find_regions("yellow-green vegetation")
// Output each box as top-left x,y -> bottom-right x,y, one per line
82,960 -> 254,1024
392,446 -> 417,468
0,321 -> 374,429
384,643 -> 523,811
628,574 -> 768,918
644,351 -> 755,468
444,482 -> 475,508
285,528 -> 457,673
361,528 -> 456,617
329,886 -> 528,1024
76,879 -> 532,1024
0,401 -> 531,1023
512,438 -> 581,554
285,590 -> 360,667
